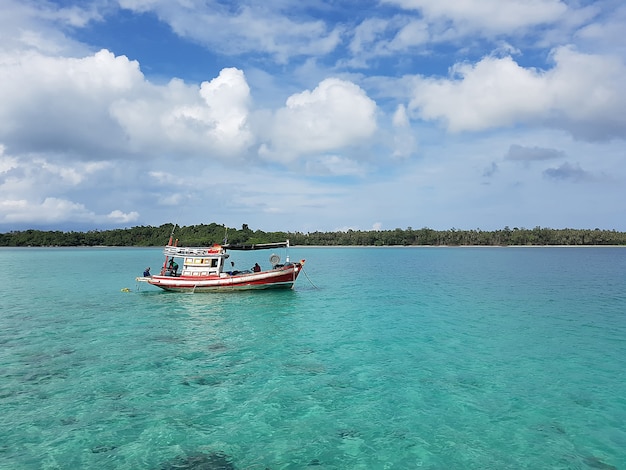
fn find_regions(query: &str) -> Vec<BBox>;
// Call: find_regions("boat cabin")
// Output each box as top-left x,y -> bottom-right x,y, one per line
163,245 -> 229,277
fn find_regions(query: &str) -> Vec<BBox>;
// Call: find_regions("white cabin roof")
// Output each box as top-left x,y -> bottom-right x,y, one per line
163,245 -> 227,258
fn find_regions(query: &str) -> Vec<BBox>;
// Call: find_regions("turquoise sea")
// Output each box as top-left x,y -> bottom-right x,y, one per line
1,246 -> 625,469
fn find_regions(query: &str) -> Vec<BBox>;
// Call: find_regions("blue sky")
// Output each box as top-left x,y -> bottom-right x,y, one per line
1,0 -> 625,233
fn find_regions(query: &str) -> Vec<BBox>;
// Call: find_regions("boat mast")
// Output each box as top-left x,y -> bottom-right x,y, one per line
163,223 -> 177,273
168,223 -> 176,246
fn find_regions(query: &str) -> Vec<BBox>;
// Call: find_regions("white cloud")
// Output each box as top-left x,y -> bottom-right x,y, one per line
391,104 -> 417,159
119,1 -> 342,63
0,195 -> 139,226
571,4 -> 625,55
260,78 -> 378,163
408,46 -> 626,141
304,154 -> 368,177
148,171 -> 170,185
178,68 -> 253,154
0,49 -> 144,157
37,159 -> 110,186
1,197 -> 94,224
348,16 -> 430,64
0,152 -> 111,197
158,193 -> 186,206
0,44 -> 258,161
391,20 -> 431,49
0,145 -> 18,173
384,0 -> 568,34
547,46 -> 626,140
117,0 -> 159,13
0,147 -> 118,226
107,210 -> 140,223
111,68 -> 255,159
392,104 -> 410,128
349,18 -> 390,57
409,54 -> 548,132
0,0 -> 96,56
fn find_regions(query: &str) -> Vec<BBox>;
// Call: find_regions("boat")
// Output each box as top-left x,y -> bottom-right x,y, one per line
135,238 -> 305,292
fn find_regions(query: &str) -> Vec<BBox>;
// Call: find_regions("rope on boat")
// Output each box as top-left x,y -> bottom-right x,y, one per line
301,266 -> 319,289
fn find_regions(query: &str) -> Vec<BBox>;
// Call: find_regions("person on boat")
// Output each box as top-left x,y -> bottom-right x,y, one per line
143,267 -> 151,277
252,263 -> 261,272
168,259 -> 179,276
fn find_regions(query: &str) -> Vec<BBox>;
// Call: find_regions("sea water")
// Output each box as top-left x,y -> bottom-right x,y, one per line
1,246 -> 625,469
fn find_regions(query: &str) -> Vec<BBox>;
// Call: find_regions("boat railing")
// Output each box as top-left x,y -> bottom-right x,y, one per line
164,246 -> 223,257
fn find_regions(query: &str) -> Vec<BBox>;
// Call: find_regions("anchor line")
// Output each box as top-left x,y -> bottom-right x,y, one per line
301,266 -> 319,289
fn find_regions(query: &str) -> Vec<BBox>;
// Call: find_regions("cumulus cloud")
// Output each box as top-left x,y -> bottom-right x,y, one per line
408,46 -> 626,141
0,49 -> 144,157
107,210 -> 140,223
547,46 -> 626,140
260,78 -> 378,163
113,68 -> 255,158
409,54 -> 548,131
0,45 -> 257,161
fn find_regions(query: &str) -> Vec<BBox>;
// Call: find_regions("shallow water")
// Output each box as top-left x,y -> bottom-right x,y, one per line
1,246 -> 625,469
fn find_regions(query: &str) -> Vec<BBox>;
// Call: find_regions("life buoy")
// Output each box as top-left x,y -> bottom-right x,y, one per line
269,254 -> 281,266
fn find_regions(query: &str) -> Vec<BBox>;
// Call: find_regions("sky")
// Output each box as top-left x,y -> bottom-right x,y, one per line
1,0 -> 625,233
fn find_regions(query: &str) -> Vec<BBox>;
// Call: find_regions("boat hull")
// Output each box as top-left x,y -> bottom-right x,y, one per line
141,263 -> 303,293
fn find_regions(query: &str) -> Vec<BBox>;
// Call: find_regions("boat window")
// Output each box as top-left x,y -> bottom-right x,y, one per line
211,259 -> 218,267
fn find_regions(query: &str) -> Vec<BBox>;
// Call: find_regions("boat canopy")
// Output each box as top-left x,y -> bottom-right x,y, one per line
222,241 -> 289,251
163,245 -> 226,257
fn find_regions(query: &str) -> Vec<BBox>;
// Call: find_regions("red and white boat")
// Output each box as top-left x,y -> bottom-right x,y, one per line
136,239 -> 305,292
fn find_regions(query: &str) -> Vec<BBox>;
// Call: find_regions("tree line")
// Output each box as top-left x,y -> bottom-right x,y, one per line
1,223 -> 626,247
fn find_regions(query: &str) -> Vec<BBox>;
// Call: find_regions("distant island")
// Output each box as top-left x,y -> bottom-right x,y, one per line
2,223 -> 626,247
